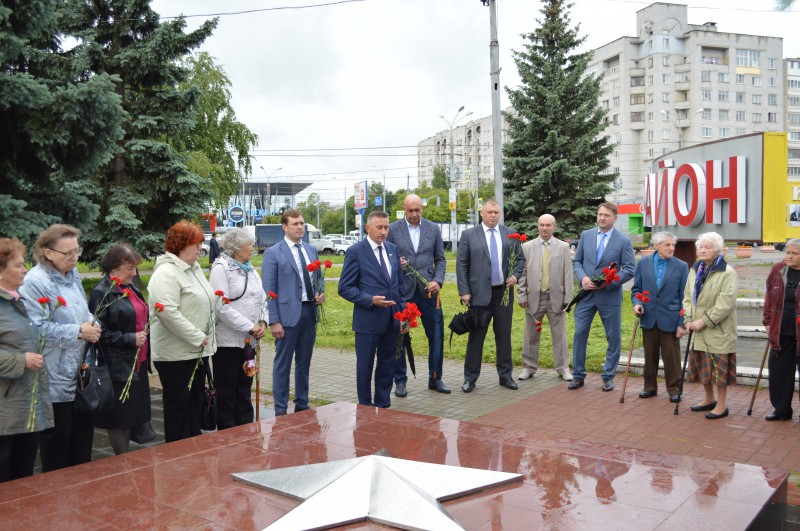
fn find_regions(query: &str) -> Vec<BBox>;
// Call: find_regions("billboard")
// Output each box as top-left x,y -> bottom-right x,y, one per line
354,181 -> 368,209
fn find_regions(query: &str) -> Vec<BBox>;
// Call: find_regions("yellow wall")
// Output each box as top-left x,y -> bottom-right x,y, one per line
763,132 -> 796,243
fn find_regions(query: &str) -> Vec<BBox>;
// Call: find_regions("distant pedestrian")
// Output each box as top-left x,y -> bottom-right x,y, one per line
209,233 -> 220,263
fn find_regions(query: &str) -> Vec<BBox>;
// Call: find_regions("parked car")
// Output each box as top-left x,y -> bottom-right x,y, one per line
200,233 -> 212,257
324,234 -> 344,240
327,238 -> 353,256
312,238 -> 336,255
343,235 -> 358,243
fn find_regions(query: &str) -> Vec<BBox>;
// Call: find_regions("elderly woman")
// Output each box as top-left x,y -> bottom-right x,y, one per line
89,244 -> 151,454
149,221 -> 217,442
0,238 -> 53,482
682,231 -> 738,419
762,238 -> 800,421
19,225 -> 101,471
209,228 -> 267,429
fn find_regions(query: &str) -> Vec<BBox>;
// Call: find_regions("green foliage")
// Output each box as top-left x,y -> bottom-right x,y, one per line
431,165 -> 448,189
503,0 -> 615,238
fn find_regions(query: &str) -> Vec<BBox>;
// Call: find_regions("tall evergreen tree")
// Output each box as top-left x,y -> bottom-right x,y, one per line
503,0 -> 614,237
0,0 -> 124,246
60,0 -> 217,259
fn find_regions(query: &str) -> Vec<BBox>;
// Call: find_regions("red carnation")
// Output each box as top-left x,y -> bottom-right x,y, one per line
613,275 -> 620,282
409,319 -> 419,328
642,296 -> 650,303
109,276 -> 122,285
121,289 -> 133,299
222,296 -> 231,305
394,311 -> 403,320
679,309 -> 686,316
267,291 -> 278,300
644,290 -> 650,295
519,234 -> 528,243
635,293 -> 644,300
215,290 -> 225,297
154,302 -> 165,313
56,296 -> 67,307
324,260 -> 333,269
37,297 -> 50,305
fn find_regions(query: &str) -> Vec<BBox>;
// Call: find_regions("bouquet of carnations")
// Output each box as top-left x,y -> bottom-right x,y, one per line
502,233 -> 527,306
394,303 -> 422,377
187,291 -> 229,389
306,259 -> 331,330
27,296 -> 66,431
120,302 -> 164,402
563,262 -> 620,313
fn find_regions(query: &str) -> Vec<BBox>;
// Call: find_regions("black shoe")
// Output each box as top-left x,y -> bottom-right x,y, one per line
705,408 -> 729,420
462,380 -> 475,393
766,412 -> 791,421
602,379 -> 614,392
568,379 -> 584,390
499,377 -> 518,390
690,401 -> 717,412
639,390 -> 657,398
395,382 -> 407,397
669,394 -> 681,403
294,405 -> 310,413
428,380 -> 451,394
274,410 -> 287,417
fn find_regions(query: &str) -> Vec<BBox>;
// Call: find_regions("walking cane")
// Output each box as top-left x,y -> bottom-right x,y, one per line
249,330 -> 261,423
747,340 -> 771,416
674,331 -> 694,415
620,317 -> 641,404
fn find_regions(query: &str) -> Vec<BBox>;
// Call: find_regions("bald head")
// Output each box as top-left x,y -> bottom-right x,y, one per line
403,194 -> 423,227
538,214 -> 557,241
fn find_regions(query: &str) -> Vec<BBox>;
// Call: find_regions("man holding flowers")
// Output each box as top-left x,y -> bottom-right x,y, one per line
570,203 -> 636,392
632,232 -> 689,403
387,194 -> 449,396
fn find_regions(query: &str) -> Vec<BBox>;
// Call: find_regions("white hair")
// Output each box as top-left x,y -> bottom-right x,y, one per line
219,228 -> 254,255
651,231 -> 677,247
695,232 -> 724,254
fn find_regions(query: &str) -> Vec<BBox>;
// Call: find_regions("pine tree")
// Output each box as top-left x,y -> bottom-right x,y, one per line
503,0 -> 615,237
0,0 -> 124,247
59,0 -> 218,259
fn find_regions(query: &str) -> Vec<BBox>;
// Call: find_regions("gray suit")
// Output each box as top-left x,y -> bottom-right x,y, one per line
517,236 -> 573,374
456,223 -> 525,383
387,218 -> 447,384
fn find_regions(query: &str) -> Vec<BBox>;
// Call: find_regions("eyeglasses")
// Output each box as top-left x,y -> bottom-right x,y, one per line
48,247 -> 82,258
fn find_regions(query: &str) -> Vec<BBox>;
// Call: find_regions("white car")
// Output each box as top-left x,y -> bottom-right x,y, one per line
327,238 -> 352,256
343,235 -> 358,243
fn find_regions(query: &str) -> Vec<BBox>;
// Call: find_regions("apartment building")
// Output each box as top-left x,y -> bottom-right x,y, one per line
787,58 -> 800,178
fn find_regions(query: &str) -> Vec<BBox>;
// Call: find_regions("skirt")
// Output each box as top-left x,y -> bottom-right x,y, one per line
685,351 -> 736,386
95,369 -> 152,429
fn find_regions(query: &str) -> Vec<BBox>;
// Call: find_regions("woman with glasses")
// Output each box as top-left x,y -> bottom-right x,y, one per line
19,224 -> 102,471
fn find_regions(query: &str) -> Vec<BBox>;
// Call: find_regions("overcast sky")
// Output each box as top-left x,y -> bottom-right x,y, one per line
150,0 -> 800,205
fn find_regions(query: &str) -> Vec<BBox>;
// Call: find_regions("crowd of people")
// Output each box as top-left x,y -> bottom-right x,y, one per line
0,197 -> 793,483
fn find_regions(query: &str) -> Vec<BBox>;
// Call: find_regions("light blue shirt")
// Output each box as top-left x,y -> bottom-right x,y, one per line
654,253 -> 668,290
406,220 -> 421,253
596,227 -> 614,263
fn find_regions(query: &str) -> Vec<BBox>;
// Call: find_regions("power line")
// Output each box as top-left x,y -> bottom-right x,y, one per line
161,0 -> 366,20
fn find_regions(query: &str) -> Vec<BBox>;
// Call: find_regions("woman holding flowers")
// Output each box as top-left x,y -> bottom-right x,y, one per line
682,231 -> 738,420
19,224 -> 101,471
209,228 -> 267,429
149,221 -> 217,442
89,244 -> 151,454
0,238 -> 53,482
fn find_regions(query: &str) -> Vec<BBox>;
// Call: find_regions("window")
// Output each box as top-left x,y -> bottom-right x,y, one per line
701,89 -> 712,101
752,113 -> 762,123
702,127 -> 712,138
661,111 -> 670,121
736,74 -> 746,85
768,76 -> 776,87
648,112 -> 654,122
613,149 -> 619,159
768,58 -> 778,69
790,60 -> 800,69
753,94 -> 762,105
768,94 -> 778,106
790,79 -> 800,90
736,92 -> 746,103
602,99 -> 609,109
662,74 -> 671,84
719,128 -> 730,138
736,49 -> 760,68
791,96 -> 800,107
701,71 -> 711,82
648,92 -> 655,103
789,149 -> 800,159
631,94 -> 645,105
647,39 -> 653,52
613,114 -> 619,125
662,148 -> 671,155
662,129 -> 671,140
648,57 -> 654,68
663,37 -> 670,48
630,112 -> 644,122
662,56 -> 670,66
647,75 -> 654,86
718,72 -> 729,83
719,109 -> 729,120
648,148 -> 655,158
735,127 -> 746,136
789,113 -> 800,124
612,132 -> 621,143
675,72 -> 689,83
613,96 -> 620,108
736,110 -> 746,121
752,77 -> 762,87
718,91 -> 729,102
647,130 -> 654,141
768,112 -> 777,123
702,109 -> 712,120
791,132 -> 800,141
790,167 -> 800,177
613,79 -> 620,89
662,92 -> 670,102
631,76 -> 645,87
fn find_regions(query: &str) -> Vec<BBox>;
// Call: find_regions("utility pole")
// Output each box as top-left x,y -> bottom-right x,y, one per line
343,187 -> 347,235
440,106 -> 473,254
486,0 -> 504,223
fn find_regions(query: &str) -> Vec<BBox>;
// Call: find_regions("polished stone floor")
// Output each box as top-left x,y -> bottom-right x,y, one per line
0,402 -> 787,530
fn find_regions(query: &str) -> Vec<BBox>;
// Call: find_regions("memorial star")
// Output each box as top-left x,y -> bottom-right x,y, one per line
232,455 -> 523,530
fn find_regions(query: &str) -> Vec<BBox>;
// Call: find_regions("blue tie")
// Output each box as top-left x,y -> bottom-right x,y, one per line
596,232 -> 606,265
490,229 -> 502,284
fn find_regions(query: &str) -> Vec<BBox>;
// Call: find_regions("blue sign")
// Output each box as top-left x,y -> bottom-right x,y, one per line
374,196 -> 383,207
228,205 -> 245,223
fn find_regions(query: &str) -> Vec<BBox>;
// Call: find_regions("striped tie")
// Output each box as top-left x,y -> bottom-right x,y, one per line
541,241 -> 550,292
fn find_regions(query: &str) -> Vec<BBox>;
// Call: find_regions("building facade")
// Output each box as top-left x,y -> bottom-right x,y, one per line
786,58 -> 800,178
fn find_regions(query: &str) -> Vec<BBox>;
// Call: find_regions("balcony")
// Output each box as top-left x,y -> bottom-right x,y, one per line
675,82 -> 690,92
674,101 -> 691,110
675,64 -> 691,73
630,122 -> 645,130
629,68 -> 645,77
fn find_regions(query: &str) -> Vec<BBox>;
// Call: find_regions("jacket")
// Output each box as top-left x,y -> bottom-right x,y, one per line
89,277 -> 151,383
0,291 -> 54,435
682,258 -> 738,354
148,253 -> 217,362
631,253 -> 689,332
763,262 -> 800,355
209,254 -> 267,348
19,264 -> 93,403
456,224 -> 526,307
386,218 -> 446,300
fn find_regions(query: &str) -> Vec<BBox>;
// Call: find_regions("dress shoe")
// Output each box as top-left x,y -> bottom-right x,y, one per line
669,394 -> 681,403
705,408 -> 729,420
602,379 -> 614,392
294,405 -> 310,413
499,377 -> 518,390
394,382 -> 407,397
274,410 -> 287,417
690,401 -> 717,412
462,380 -> 476,393
638,390 -> 657,398
518,368 -> 535,380
428,380 -> 451,394
558,369 -> 573,381
766,412 -> 791,421
568,379 -> 584,390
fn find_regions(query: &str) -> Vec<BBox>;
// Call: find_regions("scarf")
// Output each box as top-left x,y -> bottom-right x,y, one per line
233,258 -> 253,273
693,255 -> 720,305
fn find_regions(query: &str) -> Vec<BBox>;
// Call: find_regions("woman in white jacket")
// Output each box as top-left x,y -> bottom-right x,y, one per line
210,229 -> 267,429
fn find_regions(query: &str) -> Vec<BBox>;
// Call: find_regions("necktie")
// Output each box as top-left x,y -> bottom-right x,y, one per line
541,241 -> 550,292
295,244 -> 314,301
489,229 -> 502,284
377,245 -> 391,284
596,232 -> 606,265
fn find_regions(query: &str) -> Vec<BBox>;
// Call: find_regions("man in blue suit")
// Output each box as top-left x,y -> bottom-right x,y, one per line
387,194 -> 449,397
571,202 -> 636,392
631,232 -> 688,403
339,211 -> 405,408
262,209 -> 324,416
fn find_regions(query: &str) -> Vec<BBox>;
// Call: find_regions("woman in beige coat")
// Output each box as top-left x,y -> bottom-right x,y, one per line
682,232 -> 738,419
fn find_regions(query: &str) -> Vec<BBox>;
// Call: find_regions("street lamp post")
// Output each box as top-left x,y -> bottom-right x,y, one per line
439,106 -> 473,254
259,166 -> 282,220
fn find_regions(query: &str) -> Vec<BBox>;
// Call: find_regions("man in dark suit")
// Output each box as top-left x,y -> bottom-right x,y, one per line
387,194 -> 449,396
631,231 -> 689,403
209,233 -> 220,263
262,209 -> 324,416
339,211 -> 405,408
456,198 -> 525,393
571,202 -> 636,392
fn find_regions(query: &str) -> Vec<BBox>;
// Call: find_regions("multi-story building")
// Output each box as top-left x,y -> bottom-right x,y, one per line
786,58 -> 800,178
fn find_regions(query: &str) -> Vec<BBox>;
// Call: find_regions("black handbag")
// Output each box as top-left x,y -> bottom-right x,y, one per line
201,362 -> 217,431
75,344 -> 115,413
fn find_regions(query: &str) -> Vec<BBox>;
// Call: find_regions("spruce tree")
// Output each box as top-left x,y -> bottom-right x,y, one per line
503,0 -> 614,237
60,0 -> 218,259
